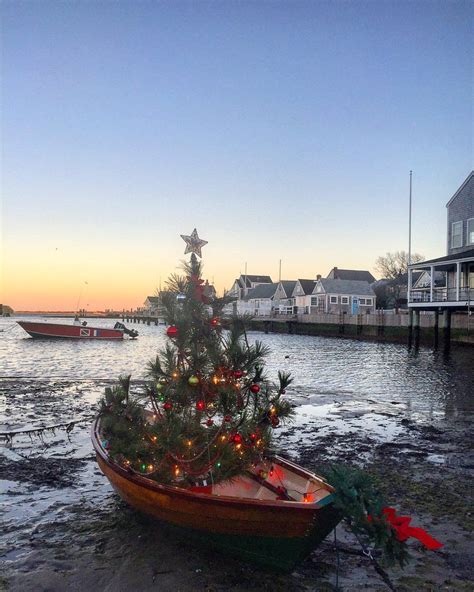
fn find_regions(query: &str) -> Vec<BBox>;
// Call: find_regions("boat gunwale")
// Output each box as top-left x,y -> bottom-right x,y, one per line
17,320 -> 123,333
91,416 -> 335,511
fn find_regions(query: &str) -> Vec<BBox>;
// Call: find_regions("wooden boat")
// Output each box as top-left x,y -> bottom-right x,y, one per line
17,320 -> 138,340
92,416 -> 340,571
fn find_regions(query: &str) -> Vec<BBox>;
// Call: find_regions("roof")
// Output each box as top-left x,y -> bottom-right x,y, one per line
327,267 -> 376,283
145,296 -> 160,304
278,280 -> 297,296
242,275 -> 272,286
317,279 -> 375,296
446,171 -> 474,207
297,279 -> 317,295
385,272 -> 422,287
409,248 -> 474,267
243,283 -> 278,301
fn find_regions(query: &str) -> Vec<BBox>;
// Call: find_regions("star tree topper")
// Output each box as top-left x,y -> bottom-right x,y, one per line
180,228 -> 208,258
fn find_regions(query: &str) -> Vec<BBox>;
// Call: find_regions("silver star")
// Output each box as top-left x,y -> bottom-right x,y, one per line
180,228 -> 208,258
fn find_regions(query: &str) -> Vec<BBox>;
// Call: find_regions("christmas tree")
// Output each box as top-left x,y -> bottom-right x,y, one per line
99,229 -> 293,486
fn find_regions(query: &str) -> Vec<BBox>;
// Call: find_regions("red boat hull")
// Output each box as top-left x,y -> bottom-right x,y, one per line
17,321 -> 124,340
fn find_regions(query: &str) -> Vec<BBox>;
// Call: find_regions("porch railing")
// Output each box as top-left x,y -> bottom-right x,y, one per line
409,287 -> 472,303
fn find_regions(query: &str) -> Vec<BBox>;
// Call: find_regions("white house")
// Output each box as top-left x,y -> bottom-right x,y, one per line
291,279 -> 318,313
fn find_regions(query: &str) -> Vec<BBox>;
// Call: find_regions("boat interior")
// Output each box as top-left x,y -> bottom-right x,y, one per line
210,461 -> 333,504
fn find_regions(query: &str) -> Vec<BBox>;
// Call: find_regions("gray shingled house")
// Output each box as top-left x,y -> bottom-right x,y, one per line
409,171 -> 474,309
311,278 -> 376,314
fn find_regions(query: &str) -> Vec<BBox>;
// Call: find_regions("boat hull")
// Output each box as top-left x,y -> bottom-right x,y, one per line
93,422 -> 340,570
17,321 -> 124,340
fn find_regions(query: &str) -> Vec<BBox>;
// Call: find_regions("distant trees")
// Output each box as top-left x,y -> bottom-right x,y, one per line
375,251 -> 424,280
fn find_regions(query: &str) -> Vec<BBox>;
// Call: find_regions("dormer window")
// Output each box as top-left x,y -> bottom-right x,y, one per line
451,221 -> 463,249
468,218 -> 474,245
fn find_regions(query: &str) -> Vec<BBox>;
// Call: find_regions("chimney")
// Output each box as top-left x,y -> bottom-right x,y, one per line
316,274 -> 321,280
333,266 -> 338,278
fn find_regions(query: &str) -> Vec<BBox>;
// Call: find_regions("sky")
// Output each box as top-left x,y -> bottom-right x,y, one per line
1,1 -> 472,311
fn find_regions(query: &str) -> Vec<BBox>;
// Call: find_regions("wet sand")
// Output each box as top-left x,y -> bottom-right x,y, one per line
1,371 -> 473,592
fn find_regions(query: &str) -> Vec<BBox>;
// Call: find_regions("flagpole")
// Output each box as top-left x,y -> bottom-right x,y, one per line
408,170 -> 412,266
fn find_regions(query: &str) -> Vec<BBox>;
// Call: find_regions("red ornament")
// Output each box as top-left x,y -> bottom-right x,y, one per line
250,384 -> 260,394
166,326 -> 178,338
206,418 -> 214,426
232,433 -> 242,444
224,415 -> 232,422
233,370 -> 243,378
271,416 -> 280,427
281,389 -> 286,395
164,401 -> 173,411
249,433 -> 257,441
196,400 -> 205,411
210,317 -> 219,327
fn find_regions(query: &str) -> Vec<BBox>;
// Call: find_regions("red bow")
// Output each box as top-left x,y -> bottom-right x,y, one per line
378,507 -> 443,550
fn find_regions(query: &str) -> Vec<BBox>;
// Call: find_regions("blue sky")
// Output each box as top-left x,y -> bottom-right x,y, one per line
1,1 -> 472,309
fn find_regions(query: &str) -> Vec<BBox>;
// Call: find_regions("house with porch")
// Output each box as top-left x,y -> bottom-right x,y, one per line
408,171 -> 474,312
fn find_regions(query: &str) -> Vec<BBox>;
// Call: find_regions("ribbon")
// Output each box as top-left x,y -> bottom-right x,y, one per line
374,507 -> 443,550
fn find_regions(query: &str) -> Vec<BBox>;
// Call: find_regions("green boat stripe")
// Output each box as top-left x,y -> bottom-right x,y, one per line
315,493 -> 335,507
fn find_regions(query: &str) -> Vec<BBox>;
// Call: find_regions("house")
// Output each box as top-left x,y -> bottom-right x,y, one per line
326,267 -> 376,284
226,275 -> 273,299
374,271 -> 422,309
409,171 -> 474,309
311,279 -> 376,314
291,279 -> 318,313
143,296 -> 161,315
236,283 -> 279,316
273,280 -> 297,313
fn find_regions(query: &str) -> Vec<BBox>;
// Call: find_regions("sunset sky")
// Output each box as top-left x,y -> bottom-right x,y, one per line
1,1 -> 472,311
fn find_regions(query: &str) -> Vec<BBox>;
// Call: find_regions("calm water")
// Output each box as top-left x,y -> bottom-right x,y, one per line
1,315 -> 473,421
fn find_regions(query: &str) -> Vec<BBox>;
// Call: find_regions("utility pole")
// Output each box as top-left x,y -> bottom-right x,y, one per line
278,259 -> 282,283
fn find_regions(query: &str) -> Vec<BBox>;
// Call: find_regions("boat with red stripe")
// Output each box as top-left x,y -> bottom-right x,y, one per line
17,320 -> 138,340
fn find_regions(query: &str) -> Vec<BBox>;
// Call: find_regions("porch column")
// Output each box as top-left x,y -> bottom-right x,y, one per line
456,262 -> 461,301
430,265 -> 434,302
407,267 -> 413,304
414,309 -> 421,349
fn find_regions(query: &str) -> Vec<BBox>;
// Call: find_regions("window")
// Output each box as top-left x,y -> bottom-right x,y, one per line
452,221 -> 463,248
311,296 -> 318,306
468,219 -> 474,245
359,298 -> 366,305
330,296 -> 338,304
341,296 -> 349,304
366,298 -> 372,306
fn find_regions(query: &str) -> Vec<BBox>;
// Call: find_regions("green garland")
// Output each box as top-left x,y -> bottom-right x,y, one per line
323,465 -> 410,567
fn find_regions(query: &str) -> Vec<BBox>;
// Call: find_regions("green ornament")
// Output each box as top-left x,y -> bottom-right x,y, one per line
155,383 -> 164,392
188,375 -> 199,386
